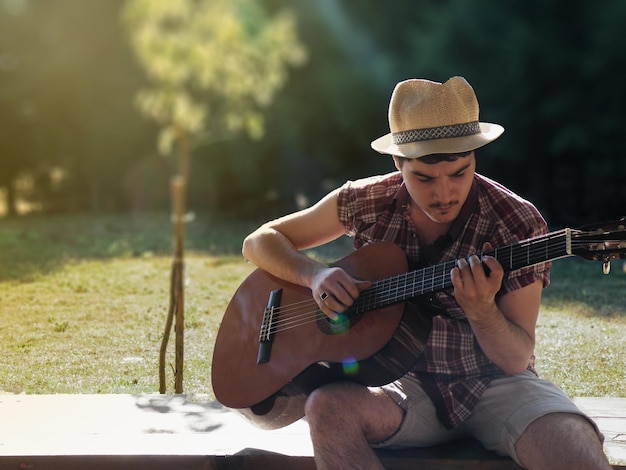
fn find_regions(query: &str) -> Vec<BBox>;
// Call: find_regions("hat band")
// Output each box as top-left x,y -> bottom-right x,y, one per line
392,121 -> 480,145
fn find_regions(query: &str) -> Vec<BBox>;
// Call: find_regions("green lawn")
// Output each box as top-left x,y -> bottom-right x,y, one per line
537,258 -> 626,397
0,213 -> 624,399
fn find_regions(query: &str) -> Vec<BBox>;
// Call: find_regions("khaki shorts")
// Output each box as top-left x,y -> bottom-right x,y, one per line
374,370 -> 603,466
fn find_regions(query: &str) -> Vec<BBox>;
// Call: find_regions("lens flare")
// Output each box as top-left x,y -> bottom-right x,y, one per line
342,357 -> 359,375
329,313 -> 350,334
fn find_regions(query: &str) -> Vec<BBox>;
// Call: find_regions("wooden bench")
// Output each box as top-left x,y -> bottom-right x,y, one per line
0,394 -> 624,469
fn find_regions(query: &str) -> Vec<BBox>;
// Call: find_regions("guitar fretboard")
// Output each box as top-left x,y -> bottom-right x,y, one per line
355,229 -> 572,312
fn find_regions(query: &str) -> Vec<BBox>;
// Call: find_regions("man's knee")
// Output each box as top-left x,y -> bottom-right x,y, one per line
516,412 -> 609,470
304,385 -> 333,422
521,412 -> 602,442
305,383 -> 355,425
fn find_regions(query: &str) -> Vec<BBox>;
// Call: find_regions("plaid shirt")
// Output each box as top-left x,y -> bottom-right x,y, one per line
336,171 -> 550,428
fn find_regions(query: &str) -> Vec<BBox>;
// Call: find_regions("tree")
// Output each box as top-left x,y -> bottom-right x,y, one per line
0,0 -> 52,215
122,0 -> 306,176
0,0 -> 154,215
341,0 -> 626,225
122,0 -> 306,392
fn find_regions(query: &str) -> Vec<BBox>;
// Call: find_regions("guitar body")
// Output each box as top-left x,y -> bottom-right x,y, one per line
211,243 -> 431,429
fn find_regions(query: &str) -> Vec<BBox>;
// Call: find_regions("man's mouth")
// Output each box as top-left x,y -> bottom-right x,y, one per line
431,201 -> 458,212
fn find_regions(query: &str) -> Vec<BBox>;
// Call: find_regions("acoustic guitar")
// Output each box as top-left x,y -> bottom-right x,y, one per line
211,218 -> 626,429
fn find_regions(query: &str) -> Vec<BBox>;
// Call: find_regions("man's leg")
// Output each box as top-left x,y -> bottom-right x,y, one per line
304,381 -> 404,470
516,412 -> 612,470
465,372 -> 611,469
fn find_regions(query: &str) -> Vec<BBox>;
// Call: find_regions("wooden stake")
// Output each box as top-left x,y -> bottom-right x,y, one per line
171,176 -> 186,394
159,175 -> 187,394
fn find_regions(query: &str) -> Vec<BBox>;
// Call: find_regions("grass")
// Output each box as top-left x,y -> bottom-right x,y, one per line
0,212 -> 258,397
0,213 -> 624,401
537,258 -> 626,397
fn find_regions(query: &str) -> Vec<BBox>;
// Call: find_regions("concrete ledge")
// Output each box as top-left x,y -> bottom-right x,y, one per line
0,394 -> 623,469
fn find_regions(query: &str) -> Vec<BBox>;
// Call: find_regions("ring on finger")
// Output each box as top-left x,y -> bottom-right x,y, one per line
320,291 -> 329,301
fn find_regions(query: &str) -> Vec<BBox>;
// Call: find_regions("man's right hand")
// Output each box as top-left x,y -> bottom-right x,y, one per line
311,267 -> 372,320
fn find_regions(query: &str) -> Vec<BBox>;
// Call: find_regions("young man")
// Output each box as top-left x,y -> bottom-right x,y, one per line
241,77 -> 611,469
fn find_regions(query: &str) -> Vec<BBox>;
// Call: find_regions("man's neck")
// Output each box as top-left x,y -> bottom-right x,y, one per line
410,205 -> 453,246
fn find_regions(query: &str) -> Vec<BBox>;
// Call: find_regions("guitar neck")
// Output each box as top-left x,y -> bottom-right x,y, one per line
357,228 -> 572,312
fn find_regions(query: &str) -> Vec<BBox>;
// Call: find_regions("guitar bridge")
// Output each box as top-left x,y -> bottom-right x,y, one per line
257,288 -> 282,364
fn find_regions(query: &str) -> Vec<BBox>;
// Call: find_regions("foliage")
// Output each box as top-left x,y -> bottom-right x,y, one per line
121,0 -> 306,159
1,0 -> 625,225
0,0 -> 155,214
397,0 -> 626,226
206,0 -> 626,224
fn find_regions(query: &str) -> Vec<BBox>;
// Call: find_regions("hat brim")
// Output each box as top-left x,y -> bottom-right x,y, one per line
370,122 -> 504,158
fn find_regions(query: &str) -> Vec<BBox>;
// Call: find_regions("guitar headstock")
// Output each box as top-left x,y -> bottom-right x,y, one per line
571,217 -> 626,272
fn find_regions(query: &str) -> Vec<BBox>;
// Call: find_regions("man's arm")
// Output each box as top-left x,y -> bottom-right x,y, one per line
242,189 -> 370,318
451,245 -> 542,375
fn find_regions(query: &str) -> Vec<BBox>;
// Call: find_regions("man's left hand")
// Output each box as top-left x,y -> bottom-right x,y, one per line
450,242 -> 504,321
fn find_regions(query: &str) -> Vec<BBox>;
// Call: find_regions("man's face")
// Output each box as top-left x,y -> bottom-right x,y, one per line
395,152 -> 476,225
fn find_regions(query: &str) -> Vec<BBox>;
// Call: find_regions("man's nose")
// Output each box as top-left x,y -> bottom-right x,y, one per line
433,179 -> 452,202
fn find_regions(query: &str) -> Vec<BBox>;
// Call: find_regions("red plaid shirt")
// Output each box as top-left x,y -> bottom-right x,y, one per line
337,171 -> 550,428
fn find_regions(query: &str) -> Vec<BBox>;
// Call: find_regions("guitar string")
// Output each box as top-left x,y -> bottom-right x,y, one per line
269,230 -> 621,325
263,235 -> 622,335
269,230 -> 572,323
264,245 -> 618,335
266,237 -> 621,335
264,235 -> 594,335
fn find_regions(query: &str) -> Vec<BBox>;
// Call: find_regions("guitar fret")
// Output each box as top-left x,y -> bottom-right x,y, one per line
391,275 -> 399,305
430,265 -> 435,292
403,272 -> 409,301
436,264 -> 444,290
444,260 -> 454,289
381,276 -> 390,307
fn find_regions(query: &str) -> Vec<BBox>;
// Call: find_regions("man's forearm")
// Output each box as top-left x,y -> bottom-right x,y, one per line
242,226 -> 325,288
467,303 -> 535,375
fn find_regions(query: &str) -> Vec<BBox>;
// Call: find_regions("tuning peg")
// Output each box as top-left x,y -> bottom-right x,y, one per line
603,260 -> 611,275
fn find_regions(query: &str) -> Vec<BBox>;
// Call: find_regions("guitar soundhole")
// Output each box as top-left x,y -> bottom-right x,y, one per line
317,307 -> 364,335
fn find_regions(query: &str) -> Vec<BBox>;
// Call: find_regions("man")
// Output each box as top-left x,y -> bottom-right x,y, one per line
241,77 -> 611,469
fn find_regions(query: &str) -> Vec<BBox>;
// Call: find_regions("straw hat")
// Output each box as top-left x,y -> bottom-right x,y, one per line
371,76 -> 504,158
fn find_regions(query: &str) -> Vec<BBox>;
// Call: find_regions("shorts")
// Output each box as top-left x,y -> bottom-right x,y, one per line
373,370 -> 603,466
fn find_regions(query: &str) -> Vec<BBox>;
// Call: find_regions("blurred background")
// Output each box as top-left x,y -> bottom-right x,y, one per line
1,0 -> 625,227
